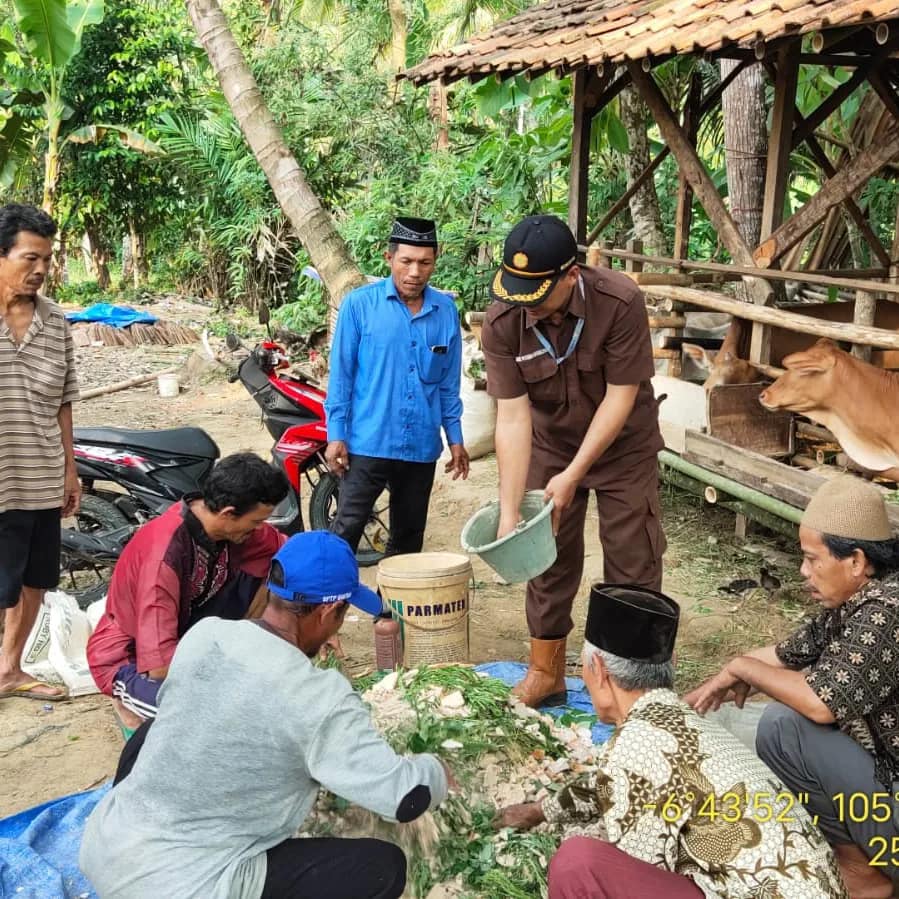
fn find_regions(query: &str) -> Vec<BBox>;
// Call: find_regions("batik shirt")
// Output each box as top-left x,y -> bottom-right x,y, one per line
776,573 -> 899,787
542,689 -> 846,898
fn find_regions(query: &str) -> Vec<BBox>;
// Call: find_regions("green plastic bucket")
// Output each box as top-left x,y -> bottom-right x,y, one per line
460,490 -> 556,583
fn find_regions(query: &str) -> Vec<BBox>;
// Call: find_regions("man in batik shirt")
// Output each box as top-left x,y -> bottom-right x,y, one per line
499,584 -> 845,899
688,475 -> 899,899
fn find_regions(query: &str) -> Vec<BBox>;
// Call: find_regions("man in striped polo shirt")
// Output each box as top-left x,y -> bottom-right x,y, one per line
0,203 -> 79,702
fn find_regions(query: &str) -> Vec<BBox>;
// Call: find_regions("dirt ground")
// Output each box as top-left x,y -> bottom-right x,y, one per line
0,305 -> 815,816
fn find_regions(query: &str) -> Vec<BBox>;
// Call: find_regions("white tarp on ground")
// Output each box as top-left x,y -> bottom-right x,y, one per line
21,592 -> 105,697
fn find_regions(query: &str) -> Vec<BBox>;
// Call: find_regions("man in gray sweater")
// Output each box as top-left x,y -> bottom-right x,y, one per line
80,530 -> 450,899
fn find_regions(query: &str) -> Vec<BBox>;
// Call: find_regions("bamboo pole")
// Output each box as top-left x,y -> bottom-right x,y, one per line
659,450 -> 803,524
584,245 -> 899,299
78,367 -> 180,401
643,284 -> 899,350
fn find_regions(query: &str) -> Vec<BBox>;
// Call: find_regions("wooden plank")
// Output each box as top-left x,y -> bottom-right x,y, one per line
872,349 -> 899,369
586,245 -> 899,299
754,119 -> 899,267
683,430 -> 824,507
707,382 -> 794,457
682,430 -> 899,526
643,283 -> 899,349
628,62 -> 769,311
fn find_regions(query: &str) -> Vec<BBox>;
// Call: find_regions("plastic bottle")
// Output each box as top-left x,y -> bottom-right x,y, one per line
374,612 -> 403,670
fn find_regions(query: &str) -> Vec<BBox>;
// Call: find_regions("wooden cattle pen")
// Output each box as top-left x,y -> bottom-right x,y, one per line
408,0 -> 899,535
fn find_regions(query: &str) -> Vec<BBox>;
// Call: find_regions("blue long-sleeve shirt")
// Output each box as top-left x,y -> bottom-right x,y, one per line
325,277 -> 464,462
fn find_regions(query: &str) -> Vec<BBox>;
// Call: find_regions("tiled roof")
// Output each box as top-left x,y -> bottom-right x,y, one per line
406,0 -> 899,84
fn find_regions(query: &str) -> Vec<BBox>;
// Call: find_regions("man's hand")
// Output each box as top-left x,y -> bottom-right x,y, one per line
62,465 -> 81,517
444,444 -> 470,481
496,509 -> 522,541
325,441 -> 350,477
544,470 -> 578,536
494,801 -> 545,830
684,665 -> 747,715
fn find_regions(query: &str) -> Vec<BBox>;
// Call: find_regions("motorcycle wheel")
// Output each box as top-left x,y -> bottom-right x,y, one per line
59,494 -> 130,605
74,494 -> 131,532
308,473 -> 389,567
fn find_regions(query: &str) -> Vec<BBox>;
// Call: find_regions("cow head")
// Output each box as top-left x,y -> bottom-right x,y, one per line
683,344 -> 763,391
758,339 -> 839,413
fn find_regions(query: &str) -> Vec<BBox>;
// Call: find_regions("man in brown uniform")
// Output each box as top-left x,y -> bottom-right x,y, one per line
482,214 -> 665,707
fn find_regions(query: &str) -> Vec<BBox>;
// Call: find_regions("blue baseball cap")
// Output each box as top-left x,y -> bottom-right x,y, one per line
267,531 -> 383,615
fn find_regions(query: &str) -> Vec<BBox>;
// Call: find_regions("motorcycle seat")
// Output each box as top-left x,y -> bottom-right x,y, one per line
74,427 -> 221,460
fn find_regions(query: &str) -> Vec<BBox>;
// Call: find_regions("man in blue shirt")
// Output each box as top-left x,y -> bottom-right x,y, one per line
325,216 -> 468,556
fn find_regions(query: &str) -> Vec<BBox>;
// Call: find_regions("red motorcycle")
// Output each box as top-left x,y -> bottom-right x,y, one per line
229,332 -> 389,566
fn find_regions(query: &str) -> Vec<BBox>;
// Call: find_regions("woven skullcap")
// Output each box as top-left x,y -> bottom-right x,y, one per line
801,476 -> 893,542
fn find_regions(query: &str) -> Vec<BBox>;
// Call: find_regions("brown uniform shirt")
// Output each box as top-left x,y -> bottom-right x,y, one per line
481,266 -> 662,486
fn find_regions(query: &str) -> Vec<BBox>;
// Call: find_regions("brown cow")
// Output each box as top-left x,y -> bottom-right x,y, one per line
759,338 -> 899,479
683,321 -> 766,390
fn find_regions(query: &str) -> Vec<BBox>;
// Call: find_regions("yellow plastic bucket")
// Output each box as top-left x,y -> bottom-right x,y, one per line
376,552 -> 472,667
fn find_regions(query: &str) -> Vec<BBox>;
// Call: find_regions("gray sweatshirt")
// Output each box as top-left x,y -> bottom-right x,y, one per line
79,618 -> 447,898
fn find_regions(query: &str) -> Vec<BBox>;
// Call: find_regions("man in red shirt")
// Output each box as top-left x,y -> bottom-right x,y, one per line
87,453 -> 288,721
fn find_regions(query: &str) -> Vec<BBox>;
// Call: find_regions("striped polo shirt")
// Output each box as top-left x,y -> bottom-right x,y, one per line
0,295 -> 79,512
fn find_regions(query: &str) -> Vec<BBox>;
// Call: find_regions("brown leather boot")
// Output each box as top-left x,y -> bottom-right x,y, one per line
512,637 -> 567,708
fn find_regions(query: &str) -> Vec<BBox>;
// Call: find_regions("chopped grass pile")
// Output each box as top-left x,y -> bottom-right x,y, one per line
301,664 -> 602,898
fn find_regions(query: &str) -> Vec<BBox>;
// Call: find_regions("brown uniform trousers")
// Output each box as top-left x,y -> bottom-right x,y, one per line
526,452 -> 665,638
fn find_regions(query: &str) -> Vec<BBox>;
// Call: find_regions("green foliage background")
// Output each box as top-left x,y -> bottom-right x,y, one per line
3,0 -> 898,331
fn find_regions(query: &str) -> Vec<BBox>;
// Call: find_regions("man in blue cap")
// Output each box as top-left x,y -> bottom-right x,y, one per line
80,531 -> 451,899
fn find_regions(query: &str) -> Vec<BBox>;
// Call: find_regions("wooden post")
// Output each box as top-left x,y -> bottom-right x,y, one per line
569,68 -> 592,245
852,291 -> 876,361
673,73 -> 702,260
752,43 -> 800,364
624,238 -> 643,273
569,68 -> 612,246
596,239 -> 613,268
626,62 -> 771,307
760,43 -> 800,242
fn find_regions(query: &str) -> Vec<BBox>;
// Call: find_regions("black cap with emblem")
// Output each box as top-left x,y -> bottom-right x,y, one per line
490,214 -> 578,307
389,216 -> 438,249
585,583 -> 680,664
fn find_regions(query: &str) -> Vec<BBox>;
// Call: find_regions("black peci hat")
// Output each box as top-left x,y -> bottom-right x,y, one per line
389,216 -> 438,249
585,583 -> 679,664
490,214 -> 578,307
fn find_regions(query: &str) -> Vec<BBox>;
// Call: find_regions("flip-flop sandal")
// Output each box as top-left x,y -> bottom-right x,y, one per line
0,681 -> 69,702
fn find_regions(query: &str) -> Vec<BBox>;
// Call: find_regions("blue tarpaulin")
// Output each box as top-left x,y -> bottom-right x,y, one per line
0,665 -> 610,897
476,661 -> 614,745
0,783 -> 109,898
65,304 -> 157,328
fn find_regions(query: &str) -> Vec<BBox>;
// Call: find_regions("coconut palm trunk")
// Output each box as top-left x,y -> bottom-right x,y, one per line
185,0 -> 366,315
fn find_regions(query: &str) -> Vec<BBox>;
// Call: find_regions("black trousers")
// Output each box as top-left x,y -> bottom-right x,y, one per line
114,721 -> 407,899
331,454 -> 437,555
261,837 -> 406,899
